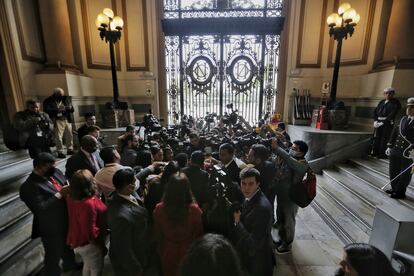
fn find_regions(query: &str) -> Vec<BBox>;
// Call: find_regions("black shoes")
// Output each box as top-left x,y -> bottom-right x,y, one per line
384,189 -> 394,194
390,192 -> 406,199
276,244 -> 291,254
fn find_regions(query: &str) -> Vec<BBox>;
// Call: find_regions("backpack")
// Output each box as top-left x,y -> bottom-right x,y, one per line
3,124 -> 23,151
289,167 -> 317,208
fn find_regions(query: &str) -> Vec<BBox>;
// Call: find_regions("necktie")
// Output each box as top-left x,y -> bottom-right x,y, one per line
49,176 -> 62,192
90,154 -> 100,171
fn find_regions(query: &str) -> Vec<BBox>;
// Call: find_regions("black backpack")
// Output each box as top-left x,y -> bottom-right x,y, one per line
3,124 -> 23,151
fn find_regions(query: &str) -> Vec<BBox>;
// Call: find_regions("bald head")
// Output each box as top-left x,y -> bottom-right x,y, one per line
81,135 -> 98,153
53,87 -> 64,97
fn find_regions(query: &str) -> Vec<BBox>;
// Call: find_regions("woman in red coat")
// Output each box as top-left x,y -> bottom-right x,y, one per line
153,173 -> 203,276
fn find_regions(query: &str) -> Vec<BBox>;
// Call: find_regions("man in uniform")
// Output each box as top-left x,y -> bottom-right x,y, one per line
372,87 -> 401,158
43,87 -> 75,158
385,97 -> 414,199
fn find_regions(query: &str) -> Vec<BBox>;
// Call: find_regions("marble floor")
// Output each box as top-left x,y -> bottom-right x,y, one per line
272,206 -> 344,276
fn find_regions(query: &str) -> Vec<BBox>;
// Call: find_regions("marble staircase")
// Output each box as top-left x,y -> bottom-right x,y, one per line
0,151 -> 67,276
314,156 -> 414,245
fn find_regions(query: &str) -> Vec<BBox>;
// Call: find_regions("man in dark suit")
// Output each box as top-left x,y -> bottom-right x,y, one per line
372,87 -> 401,158
65,135 -> 103,179
19,153 -> 78,275
219,143 -> 246,184
247,144 -> 276,216
385,97 -> 414,199
76,112 -> 97,143
232,167 -> 274,276
108,168 -> 149,276
182,150 -> 209,210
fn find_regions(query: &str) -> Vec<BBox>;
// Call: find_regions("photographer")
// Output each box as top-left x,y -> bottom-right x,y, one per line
43,88 -> 75,158
271,139 -> 308,254
13,100 -> 54,159
117,125 -> 136,152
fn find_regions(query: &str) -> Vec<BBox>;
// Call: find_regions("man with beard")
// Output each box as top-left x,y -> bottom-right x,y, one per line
272,139 -> 308,254
77,113 -> 97,143
120,134 -> 140,168
43,87 -> 75,158
19,153 -> 79,275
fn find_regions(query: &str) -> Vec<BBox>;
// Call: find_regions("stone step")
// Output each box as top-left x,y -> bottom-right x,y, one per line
0,150 -> 30,169
350,157 -> 414,188
335,163 -> 414,210
318,173 -> 374,234
312,178 -> 370,245
0,158 -> 67,274
0,239 -> 43,276
0,214 -> 32,263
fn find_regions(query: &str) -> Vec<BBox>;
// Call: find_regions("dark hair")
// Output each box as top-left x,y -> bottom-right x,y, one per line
342,243 -> 394,276
219,143 -> 234,155
33,152 -> 56,168
26,99 -> 39,108
277,122 -> 286,130
240,167 -> 261,183
180,234 -> 243,276
136,150 -> 152,168
251,144 -> 269,162
293,140 -> 308,155
163,174 -> 194,224
113,168 -> 136,191
189,133 -> 199,139
100,146 -> 117,164
84,112 -> 95,118
160,161 -> 180,184
190,151 -> 204,167
126,125 -> 135,132
69,169 -> 96,200
87,125 -> 101,133
175,152 -> 188,168
150,145 -> 162,156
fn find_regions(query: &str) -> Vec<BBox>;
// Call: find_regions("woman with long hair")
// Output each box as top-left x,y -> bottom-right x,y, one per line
180,233 -> 244,276
66,169 -> 107,276
153,174 -> 203,276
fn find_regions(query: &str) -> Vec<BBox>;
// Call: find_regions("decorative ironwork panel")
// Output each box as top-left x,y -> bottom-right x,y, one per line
163,0 -> 283,18
164,0 -> 282,124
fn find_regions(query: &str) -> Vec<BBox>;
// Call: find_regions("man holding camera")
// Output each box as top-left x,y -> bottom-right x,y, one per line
13,100 -> 54,159
43,87 -> 75,158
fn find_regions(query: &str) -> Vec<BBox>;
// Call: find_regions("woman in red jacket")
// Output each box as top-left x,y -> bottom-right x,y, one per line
153,173 -> 203,276
66,169 -> 108,276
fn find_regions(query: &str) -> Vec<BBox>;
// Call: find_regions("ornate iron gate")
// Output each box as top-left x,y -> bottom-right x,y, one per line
163,0 -> 283,124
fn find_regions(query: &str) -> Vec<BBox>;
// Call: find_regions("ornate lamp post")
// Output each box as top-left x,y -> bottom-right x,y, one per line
95,8 -> 124,108
326,3 -> 360,107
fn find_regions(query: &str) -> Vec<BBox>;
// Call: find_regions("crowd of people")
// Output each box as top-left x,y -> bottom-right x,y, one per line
15,87 -> 403,276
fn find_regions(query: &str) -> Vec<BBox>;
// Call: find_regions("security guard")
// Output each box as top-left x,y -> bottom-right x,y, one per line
385,97 -> 414,199
372,88 -> 401,158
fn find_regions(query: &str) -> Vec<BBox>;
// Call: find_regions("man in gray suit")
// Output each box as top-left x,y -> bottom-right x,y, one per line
108,168 -> 149,276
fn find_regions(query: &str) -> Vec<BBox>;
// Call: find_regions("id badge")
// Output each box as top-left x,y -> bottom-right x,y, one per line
57,112 -> 63,117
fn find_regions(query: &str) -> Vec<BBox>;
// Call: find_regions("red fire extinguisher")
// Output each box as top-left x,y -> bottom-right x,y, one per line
316,106 -> 329,130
